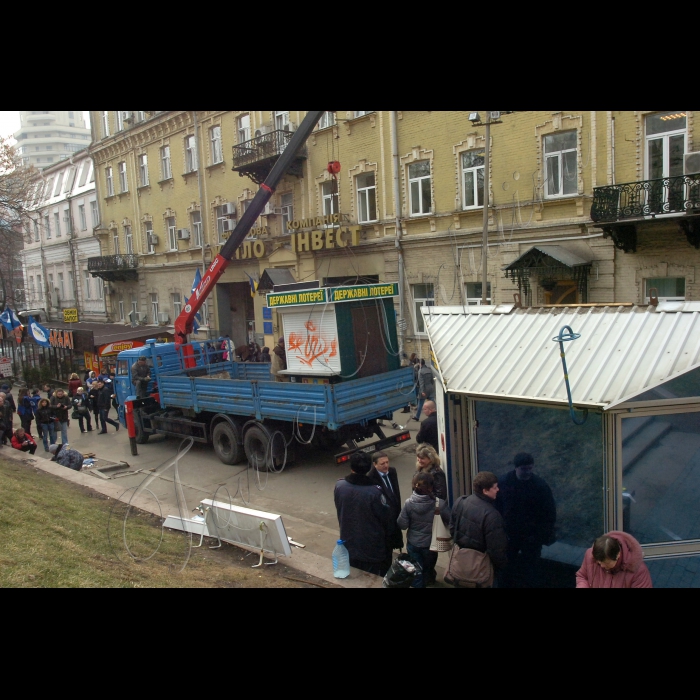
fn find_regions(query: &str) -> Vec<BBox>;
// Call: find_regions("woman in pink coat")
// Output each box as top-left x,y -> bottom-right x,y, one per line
576,531 -> 652,588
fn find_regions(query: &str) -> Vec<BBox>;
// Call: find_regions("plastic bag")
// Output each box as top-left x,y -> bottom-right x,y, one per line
382,553 -> 422,589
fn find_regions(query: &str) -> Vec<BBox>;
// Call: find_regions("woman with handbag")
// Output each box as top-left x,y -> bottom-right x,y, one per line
446,471 -> 508,588
72,387 -> 93,433
397,472 -> 451,588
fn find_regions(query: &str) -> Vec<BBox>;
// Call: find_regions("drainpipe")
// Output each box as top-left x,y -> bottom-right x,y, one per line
390,111 -> 405,359
192,110 -> 208,333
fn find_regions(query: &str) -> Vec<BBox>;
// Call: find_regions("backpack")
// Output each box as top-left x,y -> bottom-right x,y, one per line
29,395 -> 41,413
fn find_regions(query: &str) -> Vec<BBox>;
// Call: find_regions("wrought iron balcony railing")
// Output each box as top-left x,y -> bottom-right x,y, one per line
87,254 -> 138,272
591,174 -> 700,223
232,129 -> 302,169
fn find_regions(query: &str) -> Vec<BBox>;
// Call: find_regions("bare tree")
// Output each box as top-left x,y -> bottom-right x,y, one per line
0,136 -> 36,308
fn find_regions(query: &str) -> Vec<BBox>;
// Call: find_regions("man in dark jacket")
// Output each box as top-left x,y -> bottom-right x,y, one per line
96,380 -> 120,433
334,451 -> 389,576
449,471 -> 508,587
131,357 -> 152,398
416,400 -> 439,452
367,451 -> 403,573
495,452 -> 556,588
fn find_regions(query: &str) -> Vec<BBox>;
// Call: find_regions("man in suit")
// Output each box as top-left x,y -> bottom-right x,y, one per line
368,451 -> 403,575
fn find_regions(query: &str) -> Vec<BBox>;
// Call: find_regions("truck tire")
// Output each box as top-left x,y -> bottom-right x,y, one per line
134,416 -> 149,444
243,425 -> 273,472
212,421 -> 243,465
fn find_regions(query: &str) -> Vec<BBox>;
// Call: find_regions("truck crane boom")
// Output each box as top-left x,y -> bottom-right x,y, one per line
174,110 -> 326,346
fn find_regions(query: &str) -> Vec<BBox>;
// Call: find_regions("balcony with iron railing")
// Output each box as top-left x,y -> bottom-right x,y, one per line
591,174 -> 700,252
231,129 -> 306,184
87,254 -> 139,282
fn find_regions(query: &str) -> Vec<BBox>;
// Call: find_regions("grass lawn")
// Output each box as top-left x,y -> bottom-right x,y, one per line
0,456 -> 328,588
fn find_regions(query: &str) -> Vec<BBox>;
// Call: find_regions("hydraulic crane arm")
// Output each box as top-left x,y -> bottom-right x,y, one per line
174,110 -> 326,345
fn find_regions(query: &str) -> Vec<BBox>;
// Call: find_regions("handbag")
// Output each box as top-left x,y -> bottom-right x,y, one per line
430,497 -> 453,552
444,544 -> 494,587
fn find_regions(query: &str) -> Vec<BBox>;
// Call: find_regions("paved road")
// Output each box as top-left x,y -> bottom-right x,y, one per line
52,410 -> 425,561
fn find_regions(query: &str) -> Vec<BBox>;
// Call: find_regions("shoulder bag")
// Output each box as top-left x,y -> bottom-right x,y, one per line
444,544 -> 494,587
429,497 -> 453,552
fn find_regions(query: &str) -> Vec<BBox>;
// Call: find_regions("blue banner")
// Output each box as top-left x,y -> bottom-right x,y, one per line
28,315 -> 51,347
0,307 -> 22,332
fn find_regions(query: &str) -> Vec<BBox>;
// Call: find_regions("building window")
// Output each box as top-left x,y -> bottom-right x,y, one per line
78,160 -> 90,187
646,112 -> 686,181
280,193 -> 293,233
191,211 -> 202,247
125,225 -> 133,254
318,112 -> 336,129
172,293 -> 182,317
216,204 -> 235,243
161,145 -> 172,180
33,219 -> 40,241
131,294 -> 138,318
146,221 -> 155,254
138,154 -> 149,186
464,282 -> 491,305
89,164 -> 95,183
78,204 -> 87,231
44,215 -> 51,239
322,181 -> 338,216
68,271 -> 74,300
116,111 -> 125,131
113,231 -> 120,255
356,172 -> 377,223
90,200 -> 99,227
97,277 -> 103,299
167,216 -> 177,250
29,277 -> 35,301
105,167 -> 114,196
84,270 -> 91,299
274,111 -> 289,132
48,274 -> 54,301
64,207 -> 72,235
408,161 -> 432,215
412,283 -> 434,335
210,126 -> 223,164
462,150 -> 485,209
645,277 -> 685,302
238,114 -> 250,143
150,293 -> 159,323
53,173 -> 64,196
353,111 -> 372,118
58,272 -> 65,299
101,111 -> 110,138
544,131 -> 577,198
118,161 -> 128,193
54,212 -> 61,238
135,111 -> 145,123
37,274 -> 43,300
119,299 -> 125,321
185,135 -> 198,173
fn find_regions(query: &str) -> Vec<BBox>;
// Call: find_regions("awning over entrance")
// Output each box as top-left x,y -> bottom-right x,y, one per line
422,302 -> 700,409
503,245 -> 592,302
257,268 -> 297,293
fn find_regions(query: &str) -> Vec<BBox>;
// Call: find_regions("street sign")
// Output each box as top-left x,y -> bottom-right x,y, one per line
63,308 -> 79,323
0,356 -> 12,378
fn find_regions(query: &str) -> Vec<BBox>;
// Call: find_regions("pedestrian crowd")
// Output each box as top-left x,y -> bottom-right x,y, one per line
334,443 -> 652,589
0,369 -> 120,467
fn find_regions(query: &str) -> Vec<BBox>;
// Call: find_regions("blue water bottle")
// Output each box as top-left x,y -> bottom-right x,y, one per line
332,539 -> 350,578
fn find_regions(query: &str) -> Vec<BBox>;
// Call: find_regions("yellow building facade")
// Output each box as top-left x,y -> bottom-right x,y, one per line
88,110 -> 699,358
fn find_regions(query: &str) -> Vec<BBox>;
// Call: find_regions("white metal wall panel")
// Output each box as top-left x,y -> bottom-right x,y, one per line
281,307 -> 341,374
423,303 -> 700,410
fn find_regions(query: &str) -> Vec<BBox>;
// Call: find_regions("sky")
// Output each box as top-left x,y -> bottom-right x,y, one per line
0,111 -> 91,143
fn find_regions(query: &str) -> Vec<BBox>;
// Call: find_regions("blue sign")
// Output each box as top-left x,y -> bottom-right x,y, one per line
28,316 -> 50,347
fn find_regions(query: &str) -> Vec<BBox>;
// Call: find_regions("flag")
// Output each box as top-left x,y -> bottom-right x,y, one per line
28,315 -> 50,347
0,307 -> 23,333
187,268 -> 203,333
245,271 -> 259,298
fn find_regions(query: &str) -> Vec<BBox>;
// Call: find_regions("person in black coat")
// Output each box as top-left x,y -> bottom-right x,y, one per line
96,380 -> 120,433
495,452 -> 556,588
416,400 -> 439,452
367,451 -> 404,573
334,451 -> 389,576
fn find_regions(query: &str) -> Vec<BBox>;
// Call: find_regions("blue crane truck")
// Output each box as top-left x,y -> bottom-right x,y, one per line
113,110 -> 414,468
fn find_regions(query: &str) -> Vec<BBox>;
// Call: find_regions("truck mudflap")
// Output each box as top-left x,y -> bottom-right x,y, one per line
335,429 -> 412,464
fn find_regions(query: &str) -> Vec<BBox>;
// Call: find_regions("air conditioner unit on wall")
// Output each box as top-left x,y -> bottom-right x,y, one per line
177,228 -> 190,240
222,202 -> 236,216
283,122 -> 296,133
254,125 -> 271,138
684,151 -> 700,175
148,233 -> 159,246
221,218 -> 236,232
157,312 -> 170,324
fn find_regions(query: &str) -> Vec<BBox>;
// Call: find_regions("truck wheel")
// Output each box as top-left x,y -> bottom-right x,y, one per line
212,421 -> 243,465
134,417 -> 149,444
244,425 -> 272,472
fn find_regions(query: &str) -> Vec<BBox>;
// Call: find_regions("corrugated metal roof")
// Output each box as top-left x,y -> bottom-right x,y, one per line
504,245 -> 591,270
422,302 -> 700,409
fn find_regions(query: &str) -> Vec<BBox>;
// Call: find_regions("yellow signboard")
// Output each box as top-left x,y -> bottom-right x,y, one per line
63,308 -> 79,323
